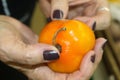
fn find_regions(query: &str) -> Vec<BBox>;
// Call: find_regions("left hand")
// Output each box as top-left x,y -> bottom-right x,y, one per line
12,38 -> 106,80
39,0 -> 111,30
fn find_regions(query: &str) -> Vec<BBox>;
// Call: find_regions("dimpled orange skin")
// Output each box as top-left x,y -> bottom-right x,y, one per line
39,20 -> 95,73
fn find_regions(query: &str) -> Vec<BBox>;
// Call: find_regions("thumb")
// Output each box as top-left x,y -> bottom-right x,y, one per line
20,43 -> 60,65
51,0 -> 69,20
0,21 -> 60,65
1,40 -> 59,65
1,40 -> 60,65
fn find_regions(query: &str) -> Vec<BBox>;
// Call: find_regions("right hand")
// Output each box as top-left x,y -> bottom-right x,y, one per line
0,15 -> 59,70
21,38 -> 106,80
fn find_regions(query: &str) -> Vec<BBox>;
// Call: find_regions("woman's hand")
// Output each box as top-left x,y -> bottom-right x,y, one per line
0,15 -> 106,80
0,15 -> 59,70
21,38 -> 106,80
39,0 -> 111,30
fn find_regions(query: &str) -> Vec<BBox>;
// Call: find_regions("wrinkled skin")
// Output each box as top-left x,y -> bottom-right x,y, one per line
39,0 -> 111,30
0,0 -> 110,80
0,15 -> 59,65
25,38 -> 106,80
0,16 -> 106,80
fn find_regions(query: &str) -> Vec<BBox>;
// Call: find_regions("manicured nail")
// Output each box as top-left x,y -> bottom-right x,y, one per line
92,22 -> 96,30
43,50 -> 59,60
91,54 -> 96,63
47,17 -> 52,23
53,10 -> 63,19
102,40 -> 107,49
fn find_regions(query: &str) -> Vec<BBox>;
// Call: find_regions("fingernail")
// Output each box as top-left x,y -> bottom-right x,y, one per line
47,17 -> 52,23
92,22 -> 96,30
102,40 -> 107,49
91,54 -> 96,63
43,50 -> 59,60
53,10 -> 63,19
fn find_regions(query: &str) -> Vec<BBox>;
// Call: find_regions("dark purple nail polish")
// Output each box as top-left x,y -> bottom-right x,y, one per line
47,17 -> 52,23
53,10 -> 63,19
92,22 -> 96,30
43,50 -> 59,60
91,54 -> 96,63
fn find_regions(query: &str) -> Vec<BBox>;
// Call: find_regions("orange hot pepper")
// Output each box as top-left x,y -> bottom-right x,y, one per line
39,20 -> 95,73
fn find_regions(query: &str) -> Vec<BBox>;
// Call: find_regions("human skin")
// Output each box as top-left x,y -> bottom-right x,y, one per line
0,0 -> 110,79
39,0 -> 111,30
24,38 -> 106,80
0,15 -> 59,65
0,15 -> 106,80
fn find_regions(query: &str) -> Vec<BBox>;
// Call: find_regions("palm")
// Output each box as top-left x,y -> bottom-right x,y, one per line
24,38 -> 106,80
26,65 -> 67,80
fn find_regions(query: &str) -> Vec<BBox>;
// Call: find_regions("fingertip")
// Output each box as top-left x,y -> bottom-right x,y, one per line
51,0 -> 68,20
92,21 -> 96,30
95,38 -> 107,49
25,44 -> 60,65
43,50 -> 59,60
91,54 -> 96,63
52,9 -> 63,19
39,44 -> 60,61
47,17 -> 52,23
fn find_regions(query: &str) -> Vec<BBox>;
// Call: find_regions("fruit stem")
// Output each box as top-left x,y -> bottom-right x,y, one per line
52,27 -> 66,52
52,27 -> 66,45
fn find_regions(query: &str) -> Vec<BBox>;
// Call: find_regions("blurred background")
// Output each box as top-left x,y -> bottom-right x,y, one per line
30,0 -> 120,80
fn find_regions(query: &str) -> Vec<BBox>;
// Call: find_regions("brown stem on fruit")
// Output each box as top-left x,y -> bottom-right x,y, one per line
52,27 -> 66,52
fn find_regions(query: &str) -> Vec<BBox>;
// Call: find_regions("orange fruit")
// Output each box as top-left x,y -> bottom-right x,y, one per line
38,20 -> 95,73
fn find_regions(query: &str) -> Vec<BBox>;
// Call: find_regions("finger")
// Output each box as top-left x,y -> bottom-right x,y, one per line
39,0 -> 51,18
94,38 -> 107,64
67,38 -> 107,80
67,51 -> 95,80
0,21 -> 60,65
80,51 -> 95,80
51,0 -> 69,20
80,38 -> 107,79
69,0 -> 91,6
74,17 -> 95,29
